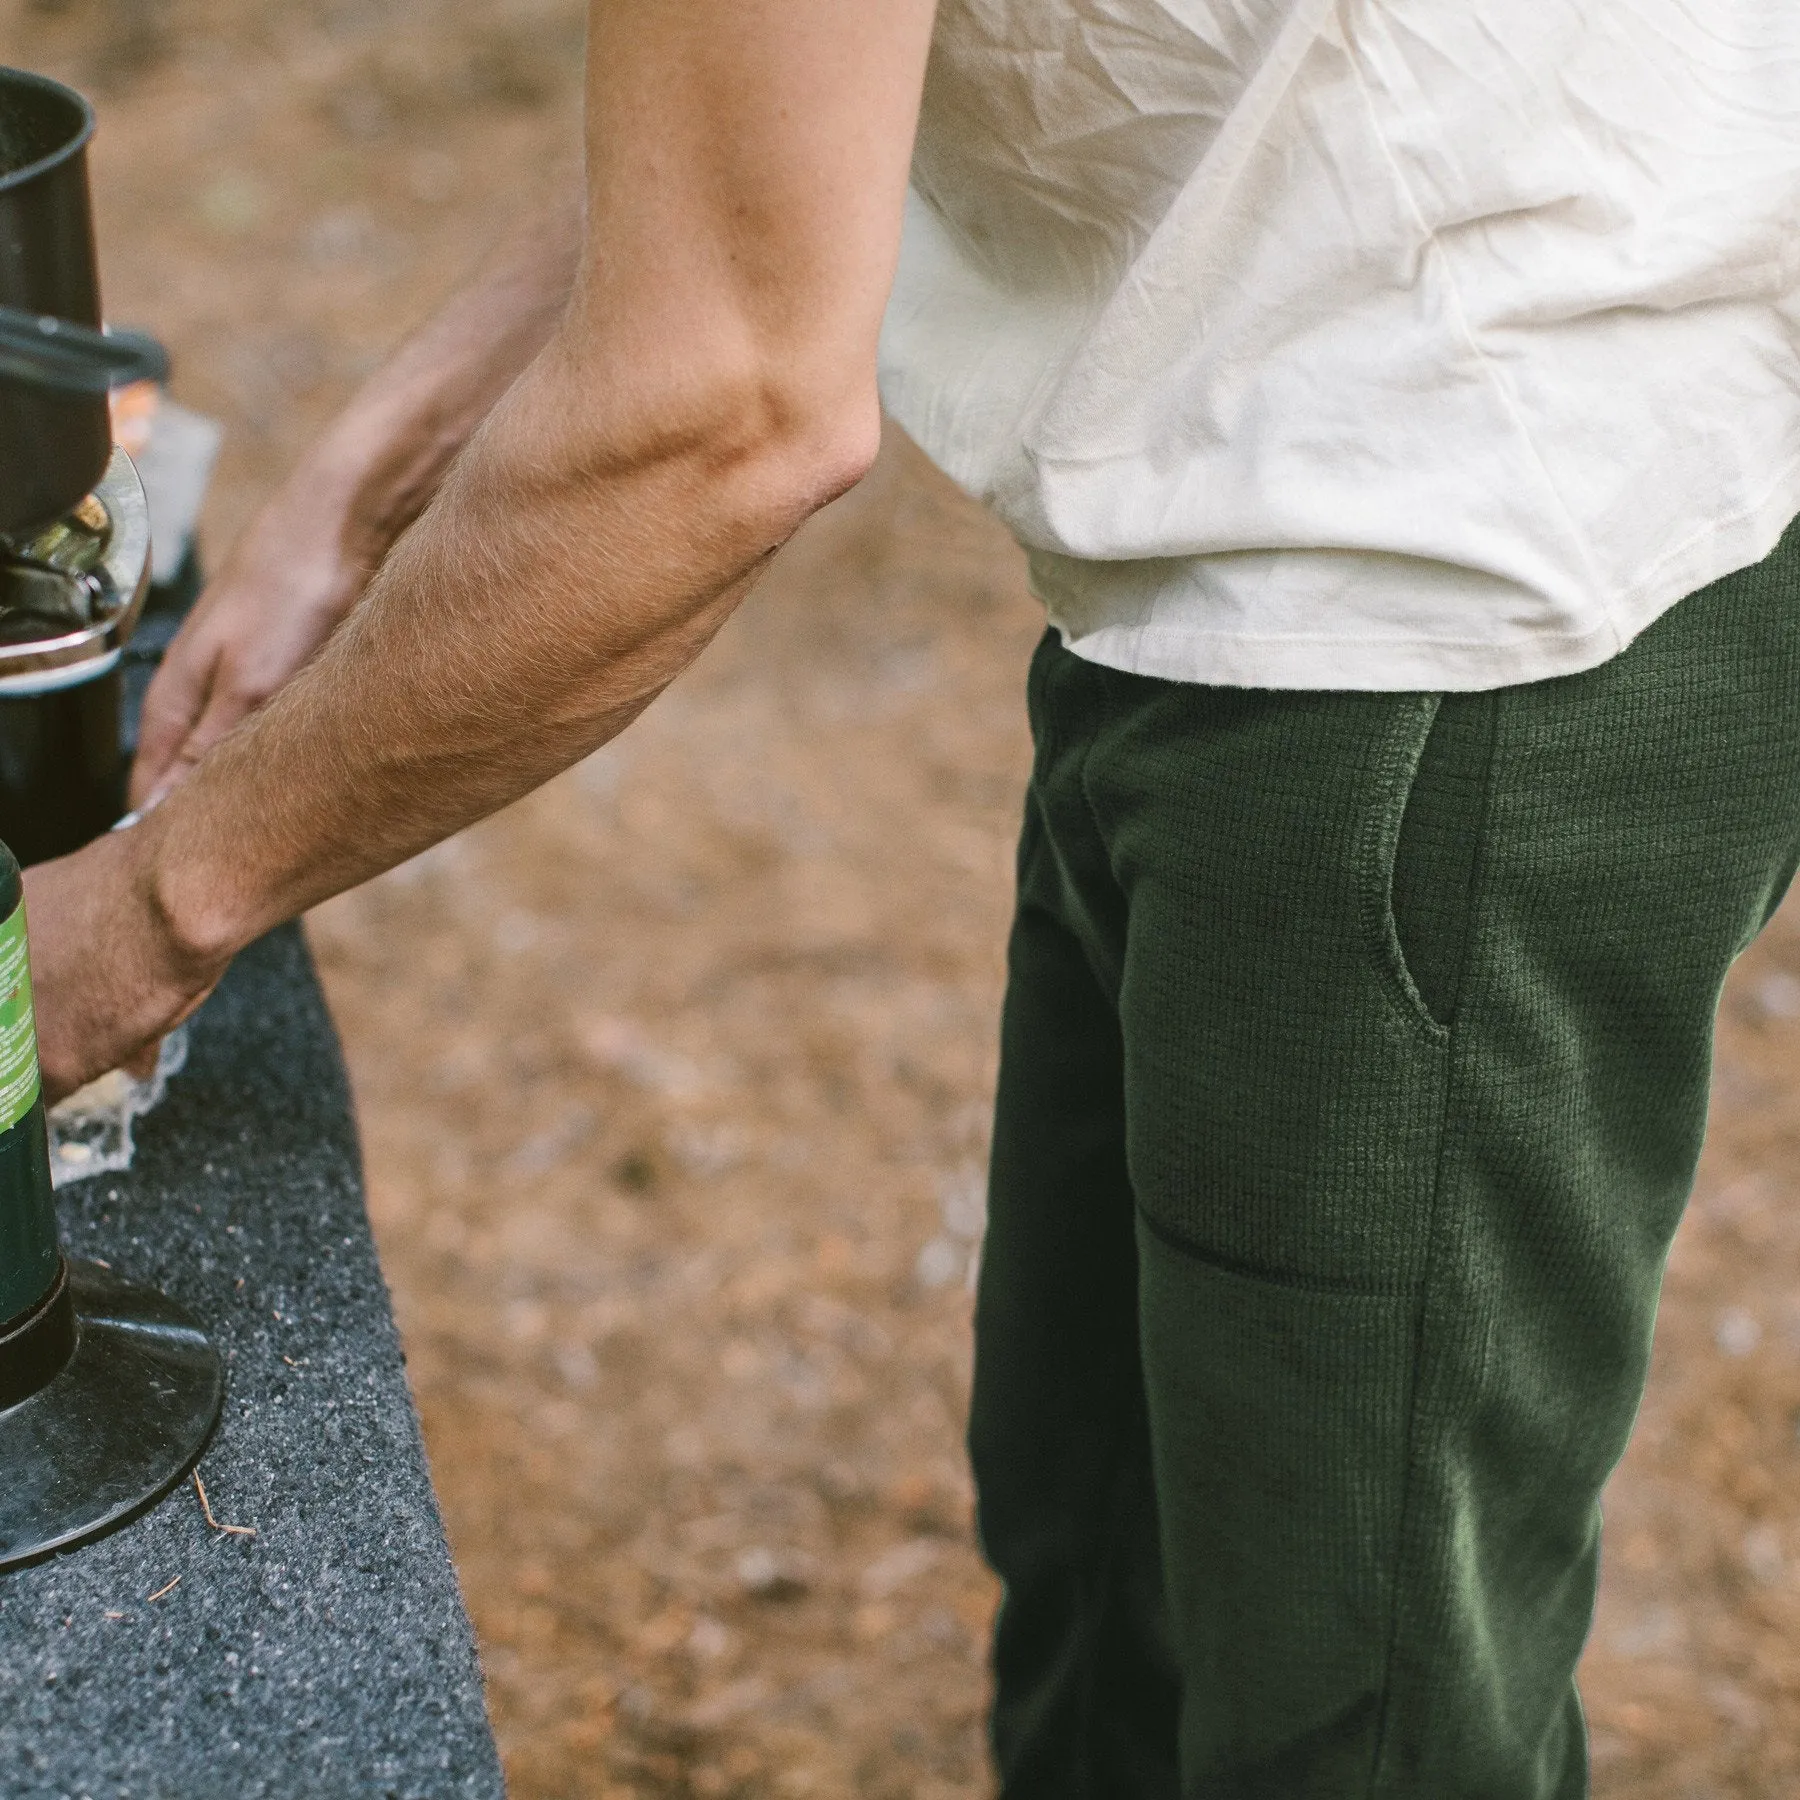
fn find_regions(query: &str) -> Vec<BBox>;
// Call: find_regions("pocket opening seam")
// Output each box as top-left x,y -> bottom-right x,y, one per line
1136,1205 -> 1424,1301
1359,695 -> 1453,1048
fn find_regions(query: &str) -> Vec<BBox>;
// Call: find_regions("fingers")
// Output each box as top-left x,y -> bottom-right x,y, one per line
139,680 -> 256,813
130,540 -> 367,811
128,631 -> 221,811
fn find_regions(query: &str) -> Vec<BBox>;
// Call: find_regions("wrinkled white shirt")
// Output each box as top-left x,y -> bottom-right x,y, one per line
878,0 -> 1800,690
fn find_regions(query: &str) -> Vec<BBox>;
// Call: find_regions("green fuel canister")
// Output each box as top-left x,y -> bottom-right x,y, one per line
0,837 -> 61,1331
0,834 -> 223,1569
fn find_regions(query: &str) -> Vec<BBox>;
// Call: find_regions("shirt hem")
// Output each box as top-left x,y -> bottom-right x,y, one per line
1045,610 -> 1627,692
1039,480 -> 1800,693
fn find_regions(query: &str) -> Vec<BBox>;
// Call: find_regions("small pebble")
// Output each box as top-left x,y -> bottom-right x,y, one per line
1716,1308 -> 1762,1357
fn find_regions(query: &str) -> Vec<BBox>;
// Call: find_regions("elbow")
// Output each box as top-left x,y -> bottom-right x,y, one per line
788,391 -> 883,518
675,356 -> 882,554
539,328 -> 883,561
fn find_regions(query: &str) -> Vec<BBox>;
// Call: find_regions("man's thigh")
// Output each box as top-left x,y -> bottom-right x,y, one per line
973,781 -> 1180,1800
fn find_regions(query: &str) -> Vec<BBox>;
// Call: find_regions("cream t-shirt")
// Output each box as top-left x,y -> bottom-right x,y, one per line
878,0 -> 1800,690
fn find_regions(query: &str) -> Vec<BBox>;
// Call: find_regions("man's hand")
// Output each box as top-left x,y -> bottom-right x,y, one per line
24,830 -> 225,1103
130,185 -> 585,811
129,501 -> 372,812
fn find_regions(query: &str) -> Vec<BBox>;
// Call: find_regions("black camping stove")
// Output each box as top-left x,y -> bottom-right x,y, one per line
0,446 -> 222,1572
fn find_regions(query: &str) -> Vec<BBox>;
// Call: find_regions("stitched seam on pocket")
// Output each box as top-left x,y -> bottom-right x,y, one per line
1367,683 -> 1505,1788
1358,696 -> 1452,1048
1366,972 -> 1494,1794
1137,1206 -> 1420,1300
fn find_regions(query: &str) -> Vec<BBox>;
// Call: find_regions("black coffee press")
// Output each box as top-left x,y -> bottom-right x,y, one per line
0,66 -> 220,1569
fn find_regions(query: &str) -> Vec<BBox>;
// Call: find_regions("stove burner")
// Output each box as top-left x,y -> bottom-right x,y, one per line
0,492 -> 112,642
0,447 -> 149,695
0,62 -> 220,1575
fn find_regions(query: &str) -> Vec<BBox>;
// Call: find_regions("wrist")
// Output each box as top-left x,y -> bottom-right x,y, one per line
133,805 -> 250,994
237,454 -> 372,593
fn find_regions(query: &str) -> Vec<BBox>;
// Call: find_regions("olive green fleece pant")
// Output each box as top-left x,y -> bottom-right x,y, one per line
972,528 -> 1800,1799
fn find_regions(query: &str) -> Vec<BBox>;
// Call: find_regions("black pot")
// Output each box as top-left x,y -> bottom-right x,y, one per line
0,68 -> 109,536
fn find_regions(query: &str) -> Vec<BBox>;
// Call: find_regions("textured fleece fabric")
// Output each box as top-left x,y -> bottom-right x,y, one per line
971,523 -> 1800,1798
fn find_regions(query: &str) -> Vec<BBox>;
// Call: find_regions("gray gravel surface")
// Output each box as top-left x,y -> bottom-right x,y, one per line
0,925 -> 503,1800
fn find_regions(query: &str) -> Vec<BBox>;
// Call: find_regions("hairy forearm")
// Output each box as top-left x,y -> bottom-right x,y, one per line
139,323 -> 876,964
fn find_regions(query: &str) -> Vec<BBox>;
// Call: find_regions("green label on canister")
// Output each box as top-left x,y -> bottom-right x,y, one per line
0,898 -> 41,1133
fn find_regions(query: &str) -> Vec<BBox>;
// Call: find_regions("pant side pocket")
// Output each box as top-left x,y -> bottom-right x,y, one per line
1387,689 -> 1499,1034
1137,1220 -> 1414,1791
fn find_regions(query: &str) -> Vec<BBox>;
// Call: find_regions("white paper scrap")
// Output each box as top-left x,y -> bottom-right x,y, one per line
48,1024 -> 189,1188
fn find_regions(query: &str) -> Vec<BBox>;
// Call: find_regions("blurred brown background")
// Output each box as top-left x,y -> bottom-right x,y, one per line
11,1 -> 1800,1793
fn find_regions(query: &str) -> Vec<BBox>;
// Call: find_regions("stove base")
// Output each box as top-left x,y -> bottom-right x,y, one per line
0,1258 -> 222,1570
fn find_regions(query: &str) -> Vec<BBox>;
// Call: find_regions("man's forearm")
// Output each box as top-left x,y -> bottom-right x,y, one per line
141,319 -> 874,967
138,0 -> 939,959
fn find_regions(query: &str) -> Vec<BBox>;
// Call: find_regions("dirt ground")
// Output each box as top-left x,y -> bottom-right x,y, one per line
16,2 -> 1800,1793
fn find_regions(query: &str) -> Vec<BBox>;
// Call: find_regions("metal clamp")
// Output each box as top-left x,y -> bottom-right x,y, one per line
0,445 -> 152,696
